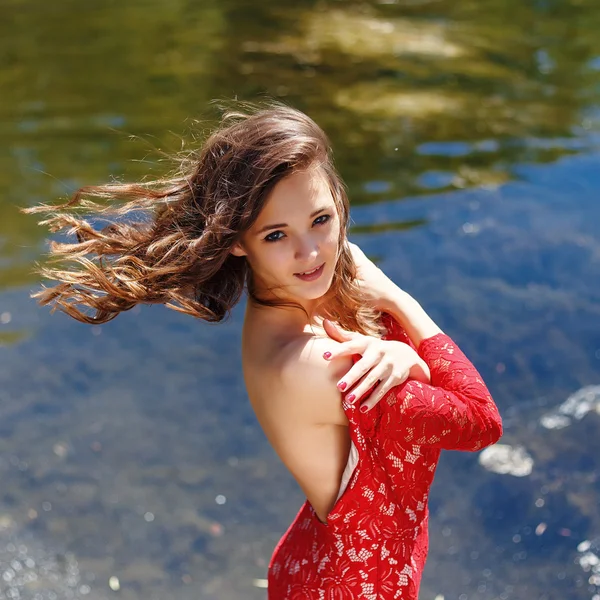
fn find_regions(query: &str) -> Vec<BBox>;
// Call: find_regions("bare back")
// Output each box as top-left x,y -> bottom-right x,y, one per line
241,305 -> 355,523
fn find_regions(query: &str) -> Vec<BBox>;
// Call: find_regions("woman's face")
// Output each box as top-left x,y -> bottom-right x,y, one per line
231,167 -> 342,307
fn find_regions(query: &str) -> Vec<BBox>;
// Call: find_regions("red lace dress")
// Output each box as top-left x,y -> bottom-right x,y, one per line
267,313 -> 503,599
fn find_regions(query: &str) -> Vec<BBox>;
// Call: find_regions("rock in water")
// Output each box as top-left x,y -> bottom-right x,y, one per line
478,444 -> 534,477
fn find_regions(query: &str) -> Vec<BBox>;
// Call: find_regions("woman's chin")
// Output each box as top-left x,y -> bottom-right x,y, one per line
295,278 -> 334,301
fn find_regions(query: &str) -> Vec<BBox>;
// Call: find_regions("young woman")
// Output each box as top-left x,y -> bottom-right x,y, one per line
25,102 -> 503,599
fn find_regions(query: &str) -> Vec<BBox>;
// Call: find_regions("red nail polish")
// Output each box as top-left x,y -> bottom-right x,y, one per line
360,405 -> 368,413
323,351 -> 331,360
338,381 -> 347,391
346,393 -> 355,402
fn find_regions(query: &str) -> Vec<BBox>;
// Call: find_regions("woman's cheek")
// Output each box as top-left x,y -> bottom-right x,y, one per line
326,226 -> 340,250
268,246 -> 292,276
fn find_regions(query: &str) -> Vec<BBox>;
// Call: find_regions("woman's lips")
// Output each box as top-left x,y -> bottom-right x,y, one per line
294,263 -> 325,282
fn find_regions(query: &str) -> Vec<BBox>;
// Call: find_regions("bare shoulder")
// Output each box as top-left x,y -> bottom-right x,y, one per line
275,334 -> 353,426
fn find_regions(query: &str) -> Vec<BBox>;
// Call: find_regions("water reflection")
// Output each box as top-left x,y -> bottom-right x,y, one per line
1,0 -> 600,294
350,218 -> 428,235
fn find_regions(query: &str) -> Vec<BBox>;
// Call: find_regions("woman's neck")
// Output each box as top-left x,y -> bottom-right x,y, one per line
246,295 -> 330,332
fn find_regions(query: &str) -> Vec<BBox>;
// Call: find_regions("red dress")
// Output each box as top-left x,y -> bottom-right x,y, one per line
267,313 -> 503,599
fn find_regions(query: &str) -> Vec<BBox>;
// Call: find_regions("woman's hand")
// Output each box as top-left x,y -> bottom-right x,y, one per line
347,242 -> 398,311
347,241 -> 443,346
322,319 -> 431,412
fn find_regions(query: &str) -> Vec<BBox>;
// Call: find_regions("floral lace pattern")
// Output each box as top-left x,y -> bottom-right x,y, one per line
268,313 -> 503,599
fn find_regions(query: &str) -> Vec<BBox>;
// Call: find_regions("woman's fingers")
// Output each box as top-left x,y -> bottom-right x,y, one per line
343,360 -> 390,403
332,349 -> 378,392
322,338 -> 366,362
322,319 -> 357,343
360,369 -> 410,412
358,380 -> 390,413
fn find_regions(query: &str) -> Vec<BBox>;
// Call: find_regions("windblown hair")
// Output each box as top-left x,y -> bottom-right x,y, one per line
23,101 -> 385,336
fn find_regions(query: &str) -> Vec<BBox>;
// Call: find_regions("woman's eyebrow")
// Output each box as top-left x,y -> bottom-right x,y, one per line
255,206 -> 330,235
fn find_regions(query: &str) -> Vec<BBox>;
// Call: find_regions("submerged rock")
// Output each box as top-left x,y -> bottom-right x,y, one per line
478,444 -> 534,477
576,537 -> 600,595
540,385 -> 600,430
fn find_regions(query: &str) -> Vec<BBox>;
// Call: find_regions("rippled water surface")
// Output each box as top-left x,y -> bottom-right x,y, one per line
1,1 -> 600,598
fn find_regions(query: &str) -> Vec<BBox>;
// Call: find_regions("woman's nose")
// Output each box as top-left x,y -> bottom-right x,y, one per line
294,238 -> 319,261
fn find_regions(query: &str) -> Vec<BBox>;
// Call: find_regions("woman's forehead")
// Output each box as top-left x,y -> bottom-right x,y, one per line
266,170 -> 332,211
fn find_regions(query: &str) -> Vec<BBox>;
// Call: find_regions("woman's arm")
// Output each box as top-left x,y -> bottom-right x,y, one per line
346,241 -> 442,346
378,283 -> 443,348
369,286 -> 502,450
355,290 -> 499,452
367,331 -> 503,451
342,244 -> 502,450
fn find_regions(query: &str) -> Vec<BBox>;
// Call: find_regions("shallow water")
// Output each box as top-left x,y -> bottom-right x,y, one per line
1,0 -> 600,598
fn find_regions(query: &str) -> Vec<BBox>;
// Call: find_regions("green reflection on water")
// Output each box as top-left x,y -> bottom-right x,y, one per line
350,218 -> 428,235
1,0 -> 599,297
0,330 -> 29,345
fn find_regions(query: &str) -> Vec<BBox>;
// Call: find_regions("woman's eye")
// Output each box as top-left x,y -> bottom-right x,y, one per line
264,231 -> 284,243
314,214 -> 331,226
263,214 -> 331,243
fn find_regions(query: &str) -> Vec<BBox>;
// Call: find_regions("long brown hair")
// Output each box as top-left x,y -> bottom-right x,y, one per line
23,100 -> 385,336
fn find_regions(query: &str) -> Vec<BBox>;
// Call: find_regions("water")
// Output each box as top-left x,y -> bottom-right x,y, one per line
1,0 -> 600,598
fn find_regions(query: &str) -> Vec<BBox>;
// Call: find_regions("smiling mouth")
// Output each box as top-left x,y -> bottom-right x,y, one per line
293,263 -> 326,281
295,264 -> 324,276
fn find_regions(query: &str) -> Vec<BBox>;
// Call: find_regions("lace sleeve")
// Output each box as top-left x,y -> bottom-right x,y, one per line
362,315 -> 503,451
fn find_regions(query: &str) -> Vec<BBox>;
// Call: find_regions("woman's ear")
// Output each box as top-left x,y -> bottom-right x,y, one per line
230,242 -> 247,258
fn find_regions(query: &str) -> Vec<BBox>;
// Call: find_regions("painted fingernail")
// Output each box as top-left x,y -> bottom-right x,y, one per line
346,393 -> 355,402
323,352 -> 331,360
360,405 -> 368,413
337,381 -> 347,391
